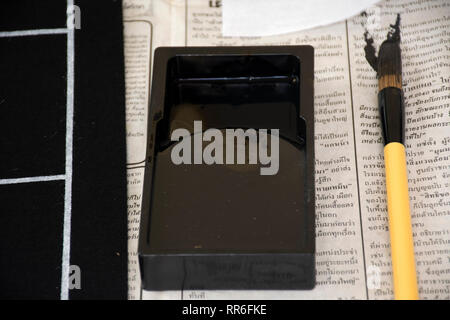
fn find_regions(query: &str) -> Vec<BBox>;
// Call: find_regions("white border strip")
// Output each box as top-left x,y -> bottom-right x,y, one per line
0,174 -> 66,185
0,28 -> 68,38
61,0 -> 75,300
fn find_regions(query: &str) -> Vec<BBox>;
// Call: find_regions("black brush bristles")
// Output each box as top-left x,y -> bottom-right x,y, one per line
378,14 -> 402,90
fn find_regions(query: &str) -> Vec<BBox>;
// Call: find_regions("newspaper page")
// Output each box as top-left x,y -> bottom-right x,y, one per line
123,0 -> 450,300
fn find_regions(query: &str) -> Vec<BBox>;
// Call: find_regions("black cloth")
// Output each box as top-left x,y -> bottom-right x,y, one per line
0,0 -> 128,299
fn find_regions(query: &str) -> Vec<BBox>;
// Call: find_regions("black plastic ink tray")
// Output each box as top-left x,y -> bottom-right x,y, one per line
139,46 -> 315,290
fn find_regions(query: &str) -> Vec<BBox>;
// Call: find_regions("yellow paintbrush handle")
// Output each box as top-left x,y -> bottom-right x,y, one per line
384,142 -> 419,300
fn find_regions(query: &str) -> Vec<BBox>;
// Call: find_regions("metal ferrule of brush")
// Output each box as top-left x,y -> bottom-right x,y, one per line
378,87 -> 404,145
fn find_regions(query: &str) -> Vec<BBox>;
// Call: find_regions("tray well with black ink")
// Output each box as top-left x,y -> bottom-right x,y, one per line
139,46 -> 315,290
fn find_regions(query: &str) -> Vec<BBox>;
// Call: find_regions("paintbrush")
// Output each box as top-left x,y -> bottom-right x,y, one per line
377,14 -> 419,300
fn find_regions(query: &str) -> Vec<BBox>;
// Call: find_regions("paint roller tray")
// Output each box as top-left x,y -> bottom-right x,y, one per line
139,46 -> 315,290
